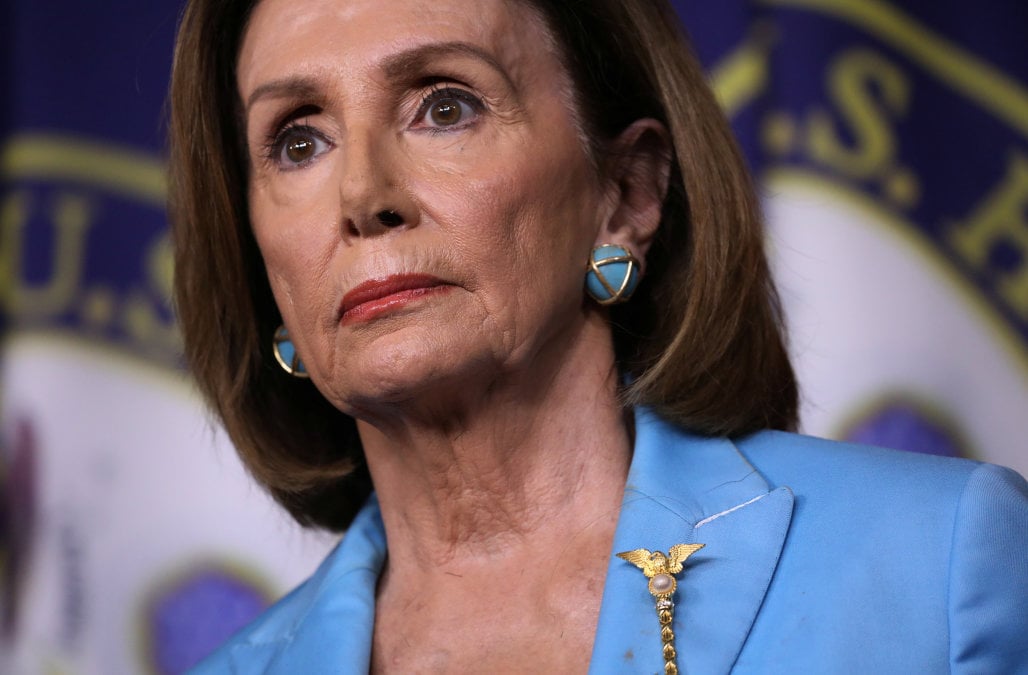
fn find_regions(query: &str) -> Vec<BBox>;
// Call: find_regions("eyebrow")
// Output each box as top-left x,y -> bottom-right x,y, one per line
244,41 -> 514,114
380,41 -> 514,88
245,78 -> 324,115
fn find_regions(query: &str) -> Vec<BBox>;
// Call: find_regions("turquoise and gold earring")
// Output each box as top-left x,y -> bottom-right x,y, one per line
585,244 -> 641,305
272,325 -> 309,378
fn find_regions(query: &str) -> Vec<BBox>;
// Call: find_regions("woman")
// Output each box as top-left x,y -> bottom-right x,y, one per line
168,0 -> 1028,672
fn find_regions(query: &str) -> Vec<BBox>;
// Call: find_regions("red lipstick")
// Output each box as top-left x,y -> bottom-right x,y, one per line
339,274 -> 452,325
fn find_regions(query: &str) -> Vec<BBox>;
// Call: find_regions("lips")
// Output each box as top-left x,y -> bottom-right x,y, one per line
338,274 -> 452,325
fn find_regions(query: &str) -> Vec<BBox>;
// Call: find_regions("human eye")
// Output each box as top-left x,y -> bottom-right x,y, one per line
413,84 -> 483,130
263,113 -> 333,169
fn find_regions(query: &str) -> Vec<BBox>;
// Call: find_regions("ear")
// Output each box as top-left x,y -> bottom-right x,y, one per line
595,118 -> 673,267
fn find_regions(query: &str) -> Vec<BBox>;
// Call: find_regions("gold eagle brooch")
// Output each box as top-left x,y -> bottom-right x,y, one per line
616,543 -> 705,675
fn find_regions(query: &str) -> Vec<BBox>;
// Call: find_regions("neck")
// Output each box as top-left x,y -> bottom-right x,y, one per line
357,315 -> 632,574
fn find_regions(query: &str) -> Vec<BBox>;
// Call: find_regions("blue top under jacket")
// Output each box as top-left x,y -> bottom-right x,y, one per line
192,408 -> 1028,673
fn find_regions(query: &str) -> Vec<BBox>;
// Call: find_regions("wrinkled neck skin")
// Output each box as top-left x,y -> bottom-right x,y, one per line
356,310 -> 631,580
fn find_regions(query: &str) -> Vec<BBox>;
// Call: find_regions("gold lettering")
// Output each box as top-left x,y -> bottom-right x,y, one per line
121,233 -> 181,353
1,192 -> 93,316
147,233 -> 175,305
948,153 -> 1028,317
807,49 -> 909,179
0,191 -> 30,307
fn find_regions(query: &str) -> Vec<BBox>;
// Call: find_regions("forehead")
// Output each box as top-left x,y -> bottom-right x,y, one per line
237,0 -> 557,95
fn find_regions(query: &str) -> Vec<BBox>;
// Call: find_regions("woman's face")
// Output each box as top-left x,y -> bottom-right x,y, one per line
237,0 -> 618,414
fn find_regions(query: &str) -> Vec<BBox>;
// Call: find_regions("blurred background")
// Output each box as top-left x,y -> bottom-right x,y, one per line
1,0 -> 1025,672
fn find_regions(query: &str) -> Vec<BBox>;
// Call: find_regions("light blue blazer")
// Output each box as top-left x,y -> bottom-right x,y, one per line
192,408 -> 1028,673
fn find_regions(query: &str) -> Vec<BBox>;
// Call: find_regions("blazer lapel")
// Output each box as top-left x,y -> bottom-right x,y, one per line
590,409 -> 794,674
223,497 -> 386,675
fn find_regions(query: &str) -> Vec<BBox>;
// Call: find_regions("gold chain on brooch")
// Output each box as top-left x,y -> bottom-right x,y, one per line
616,543 -> 705,675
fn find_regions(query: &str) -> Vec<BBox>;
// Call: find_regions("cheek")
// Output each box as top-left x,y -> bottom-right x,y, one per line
249,181 -> 339,324
424,144 -> 602,341
430,140 -> 599,251
488,155 -> 600,275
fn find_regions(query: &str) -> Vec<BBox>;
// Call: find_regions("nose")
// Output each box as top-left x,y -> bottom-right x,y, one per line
336,128 -> 418,240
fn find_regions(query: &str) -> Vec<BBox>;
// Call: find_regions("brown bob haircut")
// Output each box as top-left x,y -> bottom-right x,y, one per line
168,0 -> 798,531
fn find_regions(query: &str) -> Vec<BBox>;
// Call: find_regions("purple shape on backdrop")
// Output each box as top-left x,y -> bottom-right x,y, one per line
843,402 -> 962,459
148,568 -> 268,674
2,418 -> 38,642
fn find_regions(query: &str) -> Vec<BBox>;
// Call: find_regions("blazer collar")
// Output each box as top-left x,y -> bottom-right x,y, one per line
589,408 -> 794,674
223,409 -> 792,674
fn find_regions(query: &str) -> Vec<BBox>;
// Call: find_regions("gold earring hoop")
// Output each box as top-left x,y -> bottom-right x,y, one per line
272,325 -> 309,378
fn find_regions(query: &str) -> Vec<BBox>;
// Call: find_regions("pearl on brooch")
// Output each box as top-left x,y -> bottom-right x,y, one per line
652,573 -> 674,593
